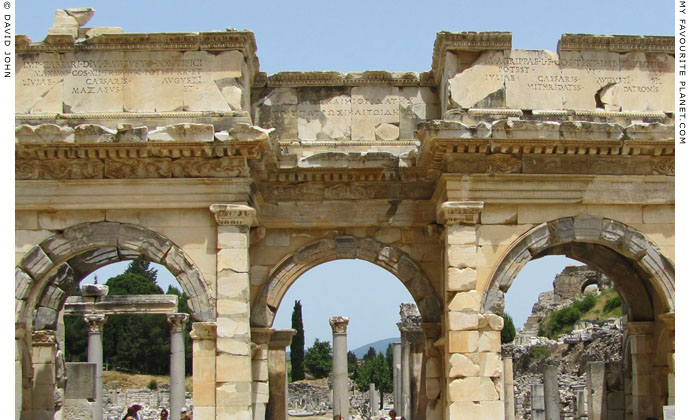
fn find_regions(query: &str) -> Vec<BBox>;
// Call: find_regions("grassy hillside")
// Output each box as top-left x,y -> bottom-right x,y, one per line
539,288 -> 621,339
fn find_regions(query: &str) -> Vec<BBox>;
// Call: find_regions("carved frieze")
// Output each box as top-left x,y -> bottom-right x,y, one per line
105,158 -> 172,179
16,160 -> 39,180
171,156 -> 249,178
487,154 -> 521,173
40,160 -> 103,179
651,157 -> 674,176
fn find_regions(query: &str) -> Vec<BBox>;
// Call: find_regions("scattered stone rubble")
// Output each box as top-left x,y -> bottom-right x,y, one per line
99,387 -> 192,420
505,265 -> 623,420
287,378 -> 394,419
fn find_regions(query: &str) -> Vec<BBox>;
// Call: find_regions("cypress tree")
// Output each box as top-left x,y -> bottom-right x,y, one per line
290,300 -> 305,381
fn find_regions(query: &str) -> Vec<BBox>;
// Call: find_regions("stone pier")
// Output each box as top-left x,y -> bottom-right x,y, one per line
168,313 -> 189,419
330,316 -> 349,419
542,365 -> 559,420
531,383 -> 545,420
267,329 -> 295,420
587,361 -> 606,420
393,342 -> 402,414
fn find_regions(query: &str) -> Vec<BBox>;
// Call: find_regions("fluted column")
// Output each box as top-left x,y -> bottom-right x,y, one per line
210,203 -> 257,420
330,316 -> 349,420
84,314 -> 106,420
168,313 -> 189,419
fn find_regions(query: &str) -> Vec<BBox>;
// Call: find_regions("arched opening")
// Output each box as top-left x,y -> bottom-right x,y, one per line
15,222 -> 213,419
251,236 -> 443,420
484,216 -> 674,420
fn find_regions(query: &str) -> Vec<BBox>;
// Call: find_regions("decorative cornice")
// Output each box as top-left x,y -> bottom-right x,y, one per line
558,34 -> 674,53
329,316 -> 350,334
658,312 -> 675,332
210,203 -> 257,226
437,201 -> 484,225
261,71 -> 430,88
15,111 -> 248,121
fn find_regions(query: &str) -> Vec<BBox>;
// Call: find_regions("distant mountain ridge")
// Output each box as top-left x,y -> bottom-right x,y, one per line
351,337 -> 398,358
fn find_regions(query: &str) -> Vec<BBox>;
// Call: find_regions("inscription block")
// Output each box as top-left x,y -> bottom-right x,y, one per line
16,49 -> 247,114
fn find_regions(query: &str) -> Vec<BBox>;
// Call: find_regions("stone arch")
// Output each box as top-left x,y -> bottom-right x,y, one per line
579,274 -> 602,294
482,216 -> 674,322
16,221 -> 215,332
251,236 -> 442,327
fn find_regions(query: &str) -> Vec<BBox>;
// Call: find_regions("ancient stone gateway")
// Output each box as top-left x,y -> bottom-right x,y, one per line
15,10 -> 674,420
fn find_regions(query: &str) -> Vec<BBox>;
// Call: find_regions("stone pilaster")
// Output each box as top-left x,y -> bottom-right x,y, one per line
190,322 -> 217,419
330,316 -> 350,420
251,328 -> 272,420
421,322 -> 443,420
399,303 -> 424,420
84,314 -> 106,420
210,203 -> 257,420
31,330 -> 58,420
267,329 -> 296,420
626,322 -> 657,420
658,312 -> 675,406
168,313 -> 189,419
439,201 -> 504,420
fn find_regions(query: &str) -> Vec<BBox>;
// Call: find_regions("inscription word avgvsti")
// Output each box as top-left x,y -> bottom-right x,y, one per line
15,10 -> 674,420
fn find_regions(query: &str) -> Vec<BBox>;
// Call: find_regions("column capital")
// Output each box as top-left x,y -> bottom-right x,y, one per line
626,321 -> 655,336
251,327 -> 274,345
658,312 -> 675,332
270,329 -> 296,348
210,203 -> 257,226
83,314 -> 106,334
329,316 -> 349,334
436,201 -> 484,225
190,321 -> 217,340
32,329 -> 57,346
167,313 -> 189,333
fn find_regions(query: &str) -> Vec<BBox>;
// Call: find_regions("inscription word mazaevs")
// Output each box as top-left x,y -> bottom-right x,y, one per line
15,9 -> 674,420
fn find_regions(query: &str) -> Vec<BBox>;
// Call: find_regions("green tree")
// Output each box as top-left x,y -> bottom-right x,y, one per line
290,300 -> 305,381
385,344 -> 394,384
354,352 -> 392,409
124,260 -> 158,284
347,351 -> 358,375
304,339 -> 332,379
363,346 -> 377,361
64,286 -> 87,362
501,313 -> 516,344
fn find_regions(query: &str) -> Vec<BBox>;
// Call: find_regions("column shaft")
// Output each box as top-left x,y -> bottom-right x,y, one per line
503,357 -> 515,420
330,316 -> 349,420
401,338 -> 410,419
168,313 -> 189,418
190,322 -> 217,419
393,342 -> 402,414
84,315 -> 106,420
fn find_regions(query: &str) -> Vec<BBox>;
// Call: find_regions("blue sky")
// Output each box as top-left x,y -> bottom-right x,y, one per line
16,0 -> 673,350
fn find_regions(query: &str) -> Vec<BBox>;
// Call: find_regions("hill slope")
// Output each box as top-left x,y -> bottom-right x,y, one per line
351,337 -> 397,358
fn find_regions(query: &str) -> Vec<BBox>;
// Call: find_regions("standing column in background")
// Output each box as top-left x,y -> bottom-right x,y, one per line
542,365 -> 559,420
393,342 -> 402,415
330,316 -> 349,420
168,313 -> 189,418
503,357 -> 515,420
84,314 -> 106,420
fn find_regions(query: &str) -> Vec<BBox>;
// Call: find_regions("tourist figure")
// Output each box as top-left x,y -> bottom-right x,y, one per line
123,404 -> 142,420
180,407 -> 192,420
160,408 -> 169,420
